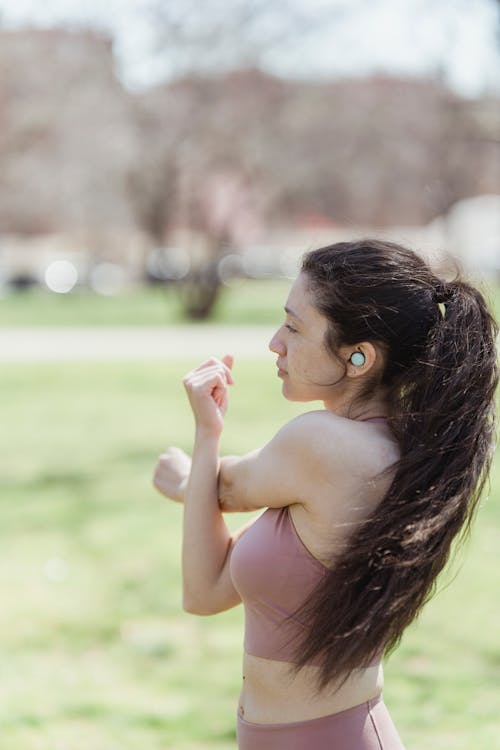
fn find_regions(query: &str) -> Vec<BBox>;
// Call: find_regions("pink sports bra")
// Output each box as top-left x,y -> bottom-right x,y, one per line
230,504 -> 327,662
229,416 -> 388,664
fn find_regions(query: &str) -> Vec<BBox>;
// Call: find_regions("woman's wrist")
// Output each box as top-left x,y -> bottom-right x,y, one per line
194,424 -> 222,444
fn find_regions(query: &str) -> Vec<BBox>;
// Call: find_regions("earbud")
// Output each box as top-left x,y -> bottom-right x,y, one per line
350,351 -> 365,367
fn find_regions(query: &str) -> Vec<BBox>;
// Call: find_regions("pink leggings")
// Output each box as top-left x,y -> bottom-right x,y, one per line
237,695 -> 405,750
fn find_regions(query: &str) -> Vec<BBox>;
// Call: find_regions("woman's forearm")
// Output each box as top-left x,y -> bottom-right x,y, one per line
182,427 -> 232,613
176,454 -> 236,507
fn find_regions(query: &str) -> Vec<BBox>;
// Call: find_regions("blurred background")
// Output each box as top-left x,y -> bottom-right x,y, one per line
1,2 -> 500,749
0,0 -> 499,317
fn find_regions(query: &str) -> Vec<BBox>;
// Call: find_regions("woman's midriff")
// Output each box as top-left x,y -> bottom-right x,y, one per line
238,651 -> 384,724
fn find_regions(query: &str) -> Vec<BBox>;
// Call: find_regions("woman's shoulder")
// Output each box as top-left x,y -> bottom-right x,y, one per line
280,411 -> 400,552
281,409 -> 388,439
281,410 -> 400,478
280,409 -> 345,436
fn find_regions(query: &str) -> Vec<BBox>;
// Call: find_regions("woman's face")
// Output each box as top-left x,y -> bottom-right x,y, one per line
269,272 -> 349,405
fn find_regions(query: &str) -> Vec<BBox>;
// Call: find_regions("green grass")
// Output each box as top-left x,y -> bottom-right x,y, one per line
0,279 -> 292,327
2,276 -> 500,331
1,360 -> 500,749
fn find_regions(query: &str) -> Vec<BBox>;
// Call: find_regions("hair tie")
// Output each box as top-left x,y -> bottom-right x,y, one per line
433,281 -> 453,319
433,281 -> 453,304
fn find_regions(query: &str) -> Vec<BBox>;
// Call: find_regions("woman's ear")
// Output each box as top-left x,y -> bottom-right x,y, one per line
342,342 -> 378,378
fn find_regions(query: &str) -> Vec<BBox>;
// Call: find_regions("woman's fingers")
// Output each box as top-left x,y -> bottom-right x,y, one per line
221,353 -> 234,371
184,356 -> 234,385
184,367 -> 226,387
181,355 -> 234,432
183,372 -> 227,410
183,364 -> 234,389
153,445 -> 192,501
187,371 -> 226,391
158,446 -> 190,463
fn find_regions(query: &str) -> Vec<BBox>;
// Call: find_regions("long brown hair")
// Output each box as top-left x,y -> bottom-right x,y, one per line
292,239 -> 498,690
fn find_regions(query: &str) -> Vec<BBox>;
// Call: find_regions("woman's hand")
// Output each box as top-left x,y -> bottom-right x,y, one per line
153,446 -> 192,503
182,354 -> 234,436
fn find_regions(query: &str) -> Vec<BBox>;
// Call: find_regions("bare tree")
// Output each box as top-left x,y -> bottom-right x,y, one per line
148,0 -> 363,78
134,0 -> 367,318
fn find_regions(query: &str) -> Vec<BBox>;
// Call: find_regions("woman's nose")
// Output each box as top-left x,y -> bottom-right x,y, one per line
269,328 -> 286,355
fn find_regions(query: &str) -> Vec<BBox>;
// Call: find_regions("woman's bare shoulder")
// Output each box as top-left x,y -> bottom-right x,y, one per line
218,411 -> 399,514
287,411 -> 400,541
284,410 -> 400,477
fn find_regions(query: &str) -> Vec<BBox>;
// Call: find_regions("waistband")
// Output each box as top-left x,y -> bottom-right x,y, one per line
237,693 -> 383,731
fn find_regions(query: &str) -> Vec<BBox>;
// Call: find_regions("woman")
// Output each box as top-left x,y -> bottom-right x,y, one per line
153,239 -> 498,749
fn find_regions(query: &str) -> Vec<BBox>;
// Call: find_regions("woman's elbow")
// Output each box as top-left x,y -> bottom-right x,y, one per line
218,457 -> 240,510
217,475 -> 236,513
218,469 -> 251,512
182,594 -> 219,616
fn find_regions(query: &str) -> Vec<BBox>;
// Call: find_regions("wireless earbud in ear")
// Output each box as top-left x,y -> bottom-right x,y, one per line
350,351 -> 366,367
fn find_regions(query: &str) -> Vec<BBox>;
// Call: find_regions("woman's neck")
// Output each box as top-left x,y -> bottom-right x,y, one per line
323,391 -> 390,421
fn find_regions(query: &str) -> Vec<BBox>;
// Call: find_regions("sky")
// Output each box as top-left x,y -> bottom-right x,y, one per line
0,0 -> 498,97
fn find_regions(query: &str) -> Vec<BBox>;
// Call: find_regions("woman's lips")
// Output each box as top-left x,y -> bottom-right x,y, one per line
277,367 -> 287,377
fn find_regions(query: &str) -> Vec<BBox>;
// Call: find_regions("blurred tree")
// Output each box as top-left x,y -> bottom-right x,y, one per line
137,0 -> 366,319
138,0 -> 500,319
0,3 -> 498,316
149,0 -> 361,77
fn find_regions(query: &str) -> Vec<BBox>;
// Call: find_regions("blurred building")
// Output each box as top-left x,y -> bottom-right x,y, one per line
0,28 -> 149,286
0,29 -> 499,287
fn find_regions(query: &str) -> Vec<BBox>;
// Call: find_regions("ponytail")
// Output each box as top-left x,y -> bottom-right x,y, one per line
293,241 -> 498,690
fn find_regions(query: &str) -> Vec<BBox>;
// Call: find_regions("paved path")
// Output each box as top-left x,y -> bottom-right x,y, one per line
0,326 -> 276,361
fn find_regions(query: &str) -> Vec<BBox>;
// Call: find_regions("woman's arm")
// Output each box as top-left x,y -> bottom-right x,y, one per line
217,411 -> 343,513
178,355 -> 248,615
153,442 -> 258,614
181,425 -> 242,614
154,412 -> 347,513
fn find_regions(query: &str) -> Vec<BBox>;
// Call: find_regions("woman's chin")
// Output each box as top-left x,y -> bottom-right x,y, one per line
280,381 -> 294,400
280,382 -> 313,403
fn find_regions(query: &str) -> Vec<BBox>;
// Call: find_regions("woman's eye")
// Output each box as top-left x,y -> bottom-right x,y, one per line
284,324 -> 297,333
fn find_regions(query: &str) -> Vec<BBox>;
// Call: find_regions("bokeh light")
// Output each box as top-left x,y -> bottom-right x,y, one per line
44,260 -> 78,294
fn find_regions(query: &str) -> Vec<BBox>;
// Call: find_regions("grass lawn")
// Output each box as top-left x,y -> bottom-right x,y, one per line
0,279 -> 292,327
2,275 -> 499,329
1,359 -> 500,749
